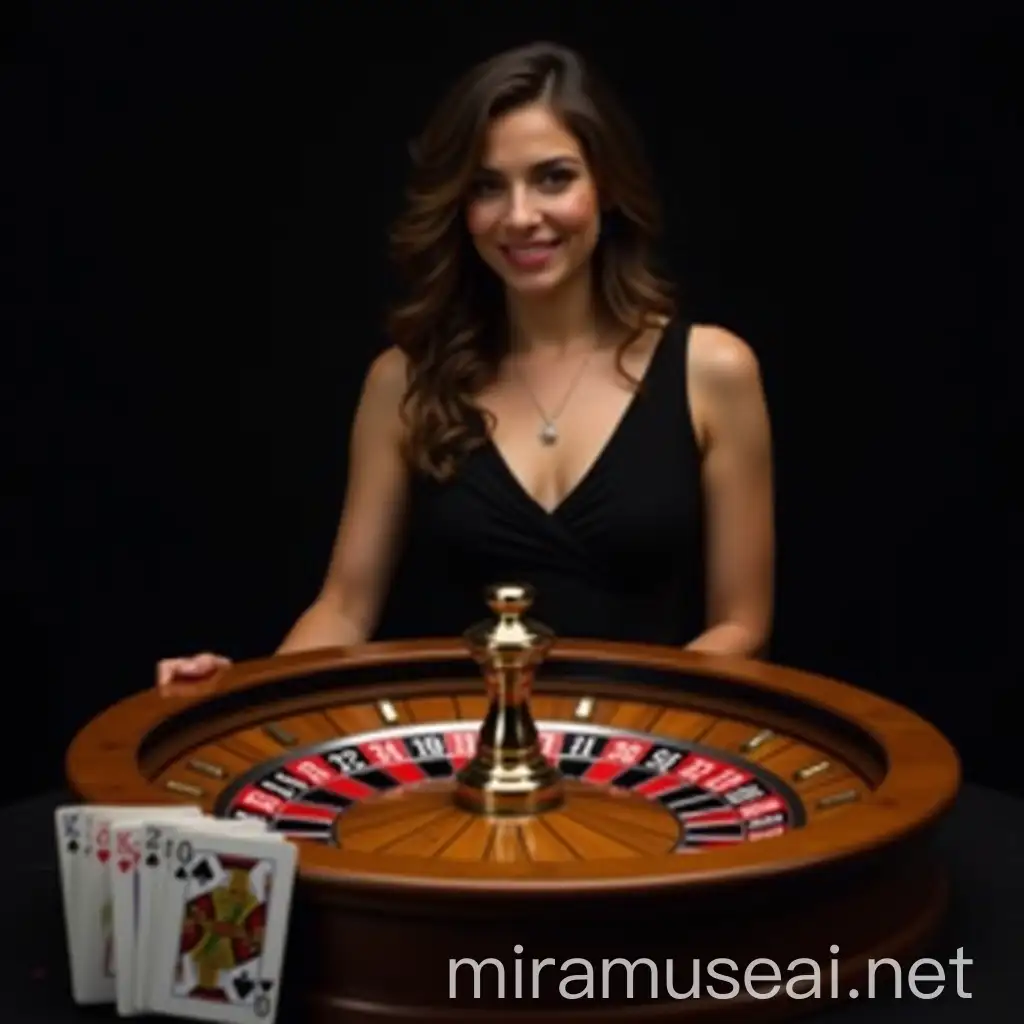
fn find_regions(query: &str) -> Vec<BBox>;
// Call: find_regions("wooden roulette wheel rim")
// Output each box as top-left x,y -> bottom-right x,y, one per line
66,637 -> 961,895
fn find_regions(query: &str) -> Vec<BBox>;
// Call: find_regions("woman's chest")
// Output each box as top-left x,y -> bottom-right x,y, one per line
475,369 -> 644,517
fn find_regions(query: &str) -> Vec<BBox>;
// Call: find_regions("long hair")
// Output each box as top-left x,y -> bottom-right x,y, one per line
387,41 -> 676,480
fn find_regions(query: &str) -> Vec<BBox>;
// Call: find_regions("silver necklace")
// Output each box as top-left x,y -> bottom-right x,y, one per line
514,351 -> 594,446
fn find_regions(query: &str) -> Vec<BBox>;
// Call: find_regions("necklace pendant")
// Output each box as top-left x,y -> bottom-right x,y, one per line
539,422 -> 559,446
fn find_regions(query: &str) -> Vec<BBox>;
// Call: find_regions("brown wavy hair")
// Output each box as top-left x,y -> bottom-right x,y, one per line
387,41 -> 676,480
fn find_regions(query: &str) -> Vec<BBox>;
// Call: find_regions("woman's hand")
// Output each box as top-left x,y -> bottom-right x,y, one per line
155,652 -> 232,689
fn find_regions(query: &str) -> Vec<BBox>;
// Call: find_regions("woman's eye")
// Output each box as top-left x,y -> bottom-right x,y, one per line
471,179 -> 502,197
538,168 -> 575,190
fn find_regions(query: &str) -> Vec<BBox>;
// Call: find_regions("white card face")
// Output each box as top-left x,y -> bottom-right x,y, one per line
71,805 -> 202,1006
73,809 -> 126,1004
149,830 -> 297,1024
136,818 -> 280,1014
54,806 -> 89,1003
110,821 -> 146,1016
109,811 -> 206,1016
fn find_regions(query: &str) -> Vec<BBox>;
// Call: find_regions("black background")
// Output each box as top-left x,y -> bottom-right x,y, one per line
6,5 -> 1021,804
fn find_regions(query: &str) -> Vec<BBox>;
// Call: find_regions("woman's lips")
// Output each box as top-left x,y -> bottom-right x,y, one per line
500,240 -> 562,271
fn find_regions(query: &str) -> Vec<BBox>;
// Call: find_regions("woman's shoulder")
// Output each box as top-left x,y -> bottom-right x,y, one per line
680,324 -> 765,450
362,345 -> 412,405
686,323 -> 762,389
353,346 -> 413,434
366,345 -> 410,386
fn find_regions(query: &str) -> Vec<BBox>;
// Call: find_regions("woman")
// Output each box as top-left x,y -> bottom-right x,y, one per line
157,41 -> 774,689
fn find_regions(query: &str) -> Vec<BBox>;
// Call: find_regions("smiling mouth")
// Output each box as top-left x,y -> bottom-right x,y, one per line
500,240 -> 562,270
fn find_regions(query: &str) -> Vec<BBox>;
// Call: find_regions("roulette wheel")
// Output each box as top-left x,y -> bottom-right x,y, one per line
67,585 -> 960,1022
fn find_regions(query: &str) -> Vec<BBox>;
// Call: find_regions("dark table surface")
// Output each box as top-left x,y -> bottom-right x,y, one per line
5,785 -> 1021,1022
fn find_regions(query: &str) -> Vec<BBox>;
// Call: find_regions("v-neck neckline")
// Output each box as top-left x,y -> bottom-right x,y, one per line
486,320 -> 672,517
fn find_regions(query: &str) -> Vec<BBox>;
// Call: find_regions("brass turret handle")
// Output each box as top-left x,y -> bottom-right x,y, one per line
454,583 -> 564,816
463,583 -> 554,677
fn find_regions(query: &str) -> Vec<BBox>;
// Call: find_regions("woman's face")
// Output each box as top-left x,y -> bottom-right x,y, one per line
466,102 -> 601,297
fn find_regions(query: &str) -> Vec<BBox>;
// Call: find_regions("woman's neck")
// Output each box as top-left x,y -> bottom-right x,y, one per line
504,272 -> 606,356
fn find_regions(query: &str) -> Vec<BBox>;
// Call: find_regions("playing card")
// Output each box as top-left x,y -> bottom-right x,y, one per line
112,813 -> 249,1015
54,805 -> 90,1003
135,817 -> 275,1016
149,829 -> 297,1023
110,819 -> 147,1016
69,804 -> 202,1005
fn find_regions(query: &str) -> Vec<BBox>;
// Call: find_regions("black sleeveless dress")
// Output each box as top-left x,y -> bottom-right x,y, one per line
379,316 -> 707,647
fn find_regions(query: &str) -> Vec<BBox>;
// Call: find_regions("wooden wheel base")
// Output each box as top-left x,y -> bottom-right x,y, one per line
296,854 -> 949,1022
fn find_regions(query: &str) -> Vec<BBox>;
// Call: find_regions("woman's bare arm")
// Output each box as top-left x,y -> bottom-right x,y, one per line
277,346 -> 412,653
684,326 -> 775,658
